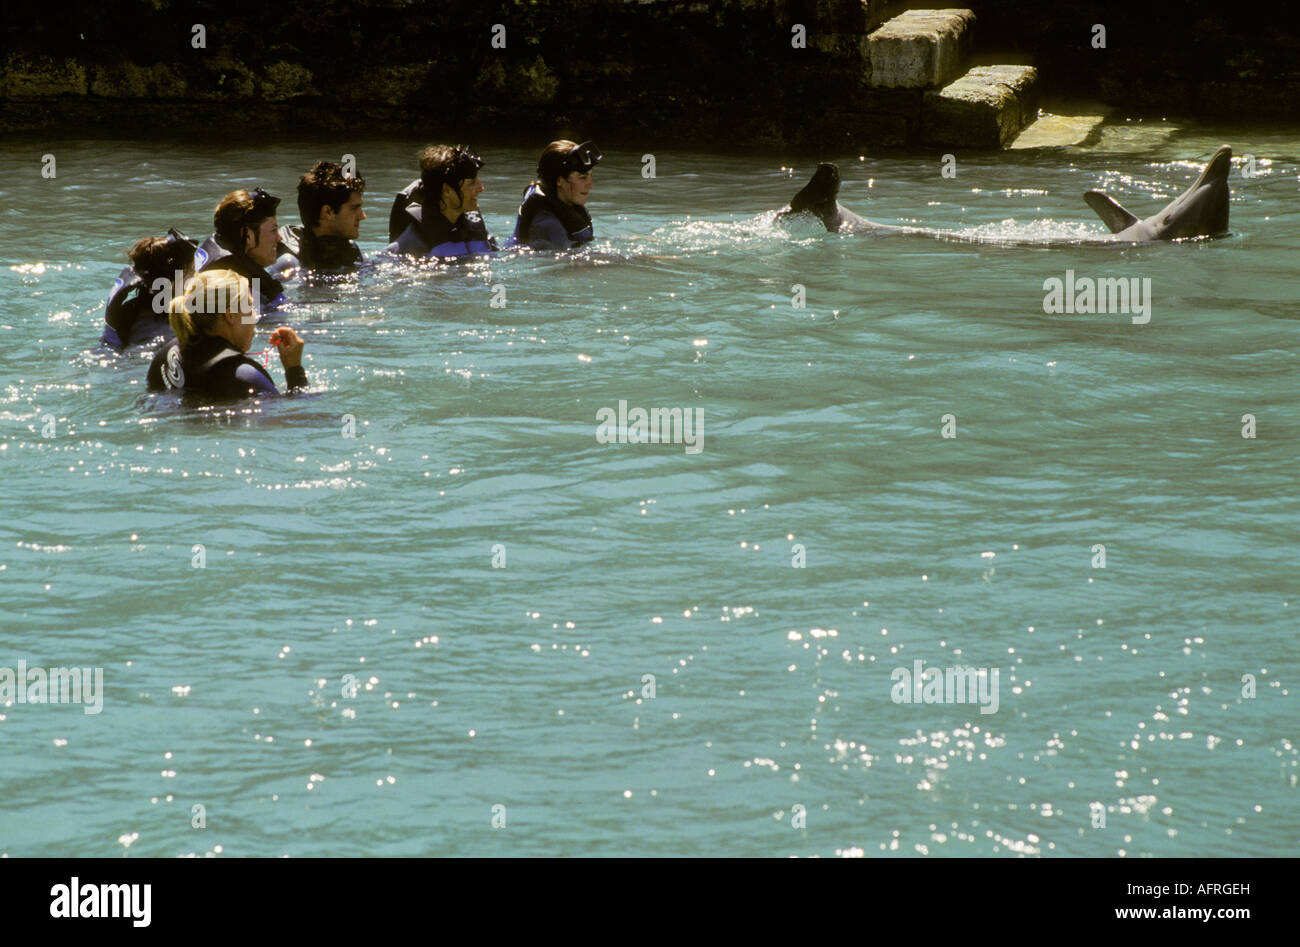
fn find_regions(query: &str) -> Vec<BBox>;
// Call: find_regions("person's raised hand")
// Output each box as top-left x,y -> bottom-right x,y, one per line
269,327 -> 305,368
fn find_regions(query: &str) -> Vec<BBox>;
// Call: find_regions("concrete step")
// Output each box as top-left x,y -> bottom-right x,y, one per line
922,64 -> 1040,148
867,9 -> 975,89
1008,100 -> 1114,149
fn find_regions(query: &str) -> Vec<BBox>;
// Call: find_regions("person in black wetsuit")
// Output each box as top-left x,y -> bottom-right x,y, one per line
100,228 -> 198,349
194,188 -> 287,309
275,160 -> 367,275
386,144 -> 497,259
147,269 -> 307,399
511,140 -> 602,250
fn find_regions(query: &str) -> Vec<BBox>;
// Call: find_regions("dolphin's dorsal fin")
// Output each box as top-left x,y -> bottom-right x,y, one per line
1083,191 -> 1139,234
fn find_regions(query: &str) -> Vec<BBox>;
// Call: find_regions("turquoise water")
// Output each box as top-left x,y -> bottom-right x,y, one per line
1,125 -> 1297,857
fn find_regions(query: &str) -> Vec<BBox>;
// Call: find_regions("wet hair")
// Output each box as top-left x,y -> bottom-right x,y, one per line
128,234 -> 195,280
535,140 -> 579,196
418,144 -> 483,209
167,270 -> 254,350
297,160 -> 366,228
213,188 -> 281,250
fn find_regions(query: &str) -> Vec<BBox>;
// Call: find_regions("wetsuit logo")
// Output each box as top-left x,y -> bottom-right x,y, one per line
162,346 -> 185,389
193,246 -> 208,269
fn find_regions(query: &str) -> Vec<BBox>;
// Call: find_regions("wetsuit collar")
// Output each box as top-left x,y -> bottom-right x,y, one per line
197,234 -> 285,304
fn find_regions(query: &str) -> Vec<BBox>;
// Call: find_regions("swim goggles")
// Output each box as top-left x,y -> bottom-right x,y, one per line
562,141 -> 603,175
246,187 -> 282,222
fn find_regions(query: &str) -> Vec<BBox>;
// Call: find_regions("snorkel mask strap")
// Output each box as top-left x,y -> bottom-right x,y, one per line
423,145 -> 484,201
449,145 -> 484,191
562,141 -> 603,176
247,187 -> 281,222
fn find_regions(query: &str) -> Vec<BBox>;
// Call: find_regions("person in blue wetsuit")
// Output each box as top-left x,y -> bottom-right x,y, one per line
386,144 -> 497,260
146,269 -> 307,399
511,140 -> 601,250
276,160 -> 367,275
194,188 -> 288,309
101,228 -> 199,349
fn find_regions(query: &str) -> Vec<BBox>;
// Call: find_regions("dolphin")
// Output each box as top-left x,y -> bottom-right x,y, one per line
780,146 -> 1233,242
1082,144 -> 1231,241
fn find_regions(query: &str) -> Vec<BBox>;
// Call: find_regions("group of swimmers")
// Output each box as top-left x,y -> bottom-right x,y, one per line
105,139 -> 603,399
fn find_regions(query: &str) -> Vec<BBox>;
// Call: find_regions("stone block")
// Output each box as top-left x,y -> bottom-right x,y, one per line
867,9 -> 975,89
1008,99 -> 1113,149
922,64 -> 1039,148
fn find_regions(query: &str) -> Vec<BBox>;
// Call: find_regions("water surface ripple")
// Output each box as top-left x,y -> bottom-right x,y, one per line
1,127 -> 1296,856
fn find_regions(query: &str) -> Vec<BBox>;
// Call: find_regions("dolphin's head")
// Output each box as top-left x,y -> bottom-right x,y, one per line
788,162 -> 842,215
1158,144 -> 1231,239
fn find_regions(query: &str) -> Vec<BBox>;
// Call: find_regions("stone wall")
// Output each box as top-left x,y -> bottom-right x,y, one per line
1,0 -> 1295,148
964,0 -> 1300,120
